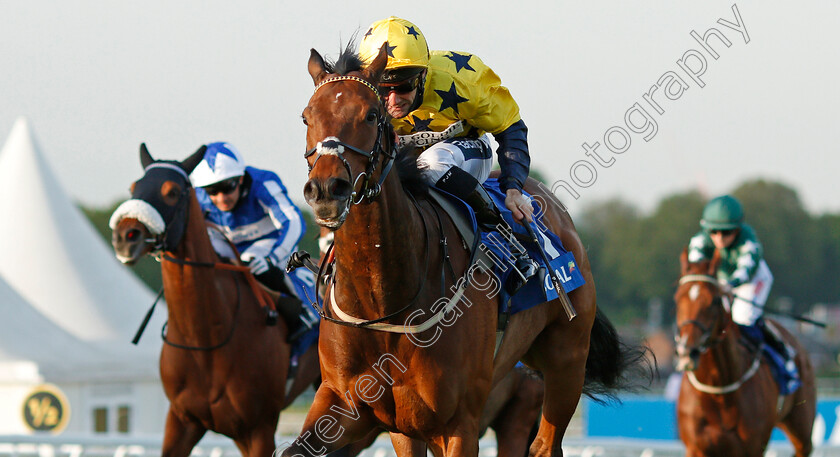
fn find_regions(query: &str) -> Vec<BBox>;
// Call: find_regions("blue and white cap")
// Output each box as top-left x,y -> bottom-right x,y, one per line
189,142 -> 246,187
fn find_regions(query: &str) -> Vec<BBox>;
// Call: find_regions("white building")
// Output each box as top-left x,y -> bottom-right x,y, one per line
0,118 -> 168,437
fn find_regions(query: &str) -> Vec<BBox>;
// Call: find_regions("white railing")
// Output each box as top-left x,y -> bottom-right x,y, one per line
1,435 -> 839,457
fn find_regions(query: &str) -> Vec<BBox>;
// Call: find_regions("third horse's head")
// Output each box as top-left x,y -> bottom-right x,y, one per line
674,248 -> 732,372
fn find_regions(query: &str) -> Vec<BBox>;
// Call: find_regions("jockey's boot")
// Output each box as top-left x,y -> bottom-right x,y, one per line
254,266 -> 312,342
275,295 -> 308,344
758,318 -> 797,368
737,323 -> 764,351
435,167 -> 538,295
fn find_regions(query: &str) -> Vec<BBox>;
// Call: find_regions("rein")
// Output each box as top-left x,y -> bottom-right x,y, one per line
313,194 -> 441,330
161,274 -> 242,351
686,349 -> 763,394
158,254 -> 277,351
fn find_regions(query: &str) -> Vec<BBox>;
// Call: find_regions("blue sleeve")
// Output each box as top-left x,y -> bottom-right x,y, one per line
493,119 -> 530,193
254,174 -> 306,266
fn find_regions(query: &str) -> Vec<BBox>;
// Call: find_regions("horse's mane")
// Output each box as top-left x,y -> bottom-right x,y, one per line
323,39 -> 364,76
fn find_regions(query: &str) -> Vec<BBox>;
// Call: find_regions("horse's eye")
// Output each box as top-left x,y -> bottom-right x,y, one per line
366,111 -> 378,123
301,116 -> 308,126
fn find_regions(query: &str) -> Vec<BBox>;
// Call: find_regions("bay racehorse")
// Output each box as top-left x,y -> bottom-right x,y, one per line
674,248 -> 816,456
278,44 -> 648,457
315,230 -> 543,457
110,145 -> 320,457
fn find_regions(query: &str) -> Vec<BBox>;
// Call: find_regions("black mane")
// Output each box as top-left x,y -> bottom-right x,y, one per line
324,39 -> 364,76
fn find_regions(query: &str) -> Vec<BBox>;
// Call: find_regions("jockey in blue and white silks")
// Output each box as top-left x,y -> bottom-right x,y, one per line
196,168 -> 304,271
190,142 -> 314,341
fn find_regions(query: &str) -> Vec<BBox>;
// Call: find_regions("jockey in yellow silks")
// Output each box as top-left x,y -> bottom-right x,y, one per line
359,16 -> 538,295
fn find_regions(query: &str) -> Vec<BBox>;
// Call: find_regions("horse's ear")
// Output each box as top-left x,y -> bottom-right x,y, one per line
680,247 -> 690,275
140,143 -> 154,169
308,49 -> 328,85
362,42 -> 389,84
181,145 -> 207,175
709,249 -> 722,276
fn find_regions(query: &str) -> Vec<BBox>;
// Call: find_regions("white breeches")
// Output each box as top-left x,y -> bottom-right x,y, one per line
417,135 -> 493,184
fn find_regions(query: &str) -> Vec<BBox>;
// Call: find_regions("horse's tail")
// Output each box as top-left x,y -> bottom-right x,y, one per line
582,307 -> 655,403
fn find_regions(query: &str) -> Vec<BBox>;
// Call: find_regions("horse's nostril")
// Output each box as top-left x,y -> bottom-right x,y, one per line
303,180 -> 320,201
329,178 -> 352,199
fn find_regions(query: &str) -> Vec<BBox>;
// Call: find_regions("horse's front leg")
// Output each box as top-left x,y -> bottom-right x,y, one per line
234,424 -> 280,457
424,412 -> 481,457
279,384 -> 376,457
427,428 -> 480,457
389,433 -> 427,457
161,408 -> 207,457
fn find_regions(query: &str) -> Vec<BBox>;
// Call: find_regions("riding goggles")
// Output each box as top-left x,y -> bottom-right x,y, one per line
709,229 -> 736,236
378,75 -> 421,97
203,177 -> 240,196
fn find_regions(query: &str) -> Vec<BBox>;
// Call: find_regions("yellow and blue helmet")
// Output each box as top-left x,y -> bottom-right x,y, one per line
359,16 -> 429,82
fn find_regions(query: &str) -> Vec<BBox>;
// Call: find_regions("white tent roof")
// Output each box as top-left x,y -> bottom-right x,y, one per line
0,275 -> 143,382
0,117 -> 164,364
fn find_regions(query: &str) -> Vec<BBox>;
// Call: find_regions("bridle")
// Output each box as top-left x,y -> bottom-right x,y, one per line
304,75 -> 397,209
676,274 -> 731,355
118,164 -> 278,350
138,163 -> 193,253
676,273 -> 762,394
301,74 -> 464,332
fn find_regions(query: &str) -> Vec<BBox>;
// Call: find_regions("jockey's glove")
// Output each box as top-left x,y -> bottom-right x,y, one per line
241,253 -> 273,276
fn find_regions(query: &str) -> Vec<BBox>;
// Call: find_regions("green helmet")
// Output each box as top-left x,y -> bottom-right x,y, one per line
700,195 -> 744,230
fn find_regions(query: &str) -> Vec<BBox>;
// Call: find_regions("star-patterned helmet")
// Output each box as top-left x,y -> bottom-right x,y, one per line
700,195 -> 744,231
360,16 -> 429,80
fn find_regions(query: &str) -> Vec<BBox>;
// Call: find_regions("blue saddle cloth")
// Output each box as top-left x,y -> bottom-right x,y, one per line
762,344 -> 801,395
437,178 -> 586,315
740,323 -> 800,395
287,268 -> 320,360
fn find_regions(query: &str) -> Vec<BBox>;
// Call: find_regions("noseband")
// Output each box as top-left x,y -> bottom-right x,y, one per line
304,76 -> 396,207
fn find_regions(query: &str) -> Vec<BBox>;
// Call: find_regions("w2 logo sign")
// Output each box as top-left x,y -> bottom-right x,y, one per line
22,384 -> 70,433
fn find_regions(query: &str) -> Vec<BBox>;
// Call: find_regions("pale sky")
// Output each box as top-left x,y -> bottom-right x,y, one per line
2,1 -> 838,216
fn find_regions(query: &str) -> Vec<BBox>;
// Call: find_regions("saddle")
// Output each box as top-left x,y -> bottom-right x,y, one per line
428,179 -> 586,317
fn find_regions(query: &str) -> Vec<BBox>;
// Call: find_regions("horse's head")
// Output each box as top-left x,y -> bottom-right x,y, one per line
110,144 -> 205,264
674,248 -> 733,372
301,44 -> 395,229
